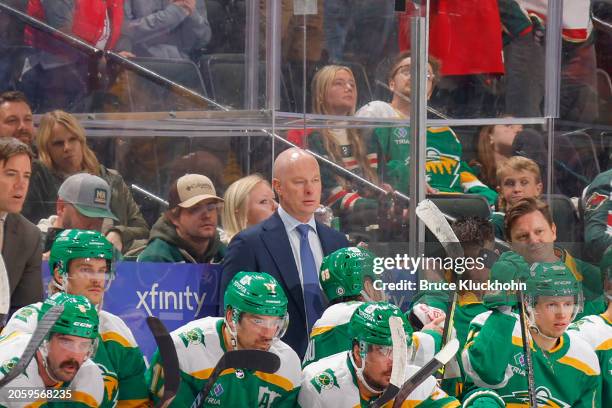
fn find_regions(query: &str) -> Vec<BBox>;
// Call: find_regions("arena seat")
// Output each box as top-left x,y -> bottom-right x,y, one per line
121,57 -> 208,111
199,53 -> 291,111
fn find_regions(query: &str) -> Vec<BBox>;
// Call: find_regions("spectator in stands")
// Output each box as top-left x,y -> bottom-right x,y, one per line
304,65 -> 383,223
221,148 -> 349,358
22,110 -> 148,253
470,122 -> 524,188
583,169 -> 612,263
221,174 -> 276,244
504,197 -> 604,315
37,173 -> 118,258
121,0 -> 211,61
0,91 -> 35,147
356,52 -> 498,206
0,137 -> 42,317
137,173 -> 226,263
21,0 -> 132,112
490,156 -> 542,240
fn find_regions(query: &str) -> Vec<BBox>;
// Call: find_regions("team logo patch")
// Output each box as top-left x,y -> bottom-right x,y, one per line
263,282 -> 277,294
94,188 -> 107,205
513,352 -> 525,368
585,192 -> 607,211
15,307 -> 35,323
311,369 -> 339,393
213,383 -> 224,397
178,327 -> 205,348
0,357 -> 18,376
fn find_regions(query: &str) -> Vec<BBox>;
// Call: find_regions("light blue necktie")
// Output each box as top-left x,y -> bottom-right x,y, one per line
296,224 -> 324,332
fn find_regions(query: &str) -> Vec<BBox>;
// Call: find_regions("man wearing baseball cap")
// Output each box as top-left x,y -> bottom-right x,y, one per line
137,174 -> 226,263
37,173 -> 119,254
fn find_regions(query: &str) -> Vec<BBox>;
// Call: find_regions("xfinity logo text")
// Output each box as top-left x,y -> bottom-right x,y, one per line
136,283 -> 207,317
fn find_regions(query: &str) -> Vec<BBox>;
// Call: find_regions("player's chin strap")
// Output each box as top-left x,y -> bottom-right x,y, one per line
225,307 -> 240,350
348,344 -> 385,395
38,341 -> 62,385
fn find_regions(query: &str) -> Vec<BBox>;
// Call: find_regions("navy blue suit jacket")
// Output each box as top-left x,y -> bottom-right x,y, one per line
220,211 -> 349,358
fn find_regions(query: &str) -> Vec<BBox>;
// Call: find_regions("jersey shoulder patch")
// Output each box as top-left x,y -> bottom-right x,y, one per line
310,368 -> 340,394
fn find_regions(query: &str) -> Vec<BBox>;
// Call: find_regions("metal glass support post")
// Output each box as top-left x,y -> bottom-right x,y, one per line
266,0 -> 282,174
245,0 -> 261,174
544,0 -> 563,196
408,15 -> 428,257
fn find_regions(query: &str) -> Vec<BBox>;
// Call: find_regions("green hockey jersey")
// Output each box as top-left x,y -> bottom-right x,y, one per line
303,301 -> 441,369
147,317 -> 301,407
0,331 -> 111,408
462,310 -> 602,407
583,169 -> 612,263
299,352 -> 460,407
2,303 -> 150,407
369,125 -> 497,206
568,313 -> 612,407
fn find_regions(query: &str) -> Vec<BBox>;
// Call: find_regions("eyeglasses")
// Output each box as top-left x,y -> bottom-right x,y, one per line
394,65 -> 434,81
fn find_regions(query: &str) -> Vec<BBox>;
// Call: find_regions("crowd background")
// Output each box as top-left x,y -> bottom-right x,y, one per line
0,0 -> 611,277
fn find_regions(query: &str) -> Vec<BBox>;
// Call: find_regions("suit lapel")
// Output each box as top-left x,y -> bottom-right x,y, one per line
261,212 -> 305,319
2,214 -> 21,292
316,221 -> 335,256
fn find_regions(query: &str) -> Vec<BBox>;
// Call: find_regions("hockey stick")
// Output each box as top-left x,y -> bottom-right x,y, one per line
0,304 -> 64,388
370,316 -> 408,408
391,339 -> 460,408
190,349 -> 281,408
0,254 -> 9,327
517,289 -> 537,407
146,317 -> 180,408
415,199 -> 464,261
415,199 -> 463,379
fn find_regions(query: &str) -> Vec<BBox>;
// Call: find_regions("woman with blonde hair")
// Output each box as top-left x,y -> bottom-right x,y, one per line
304,65 -> 380,219
221,174 -> 276,243
23,110 -> 148,251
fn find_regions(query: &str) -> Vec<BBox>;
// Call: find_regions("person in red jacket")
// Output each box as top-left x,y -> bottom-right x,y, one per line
21,0 -> 132,113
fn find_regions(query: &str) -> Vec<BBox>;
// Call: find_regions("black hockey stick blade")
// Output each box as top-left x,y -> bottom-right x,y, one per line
147,317 -> 180,408
0,304 -> 64,389
391,339 -> 459,408
191,349 -> 280,408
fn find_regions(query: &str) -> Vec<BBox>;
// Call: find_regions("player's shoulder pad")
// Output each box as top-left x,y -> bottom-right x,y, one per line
313,302 -> 362,332
270,340 -> 302,387
398,364 -> 438,401
70,359 -> 106,406
2,302 -> 42,335
172,316 -> 220,351
98,310 -> 138,348
563,332 -> 602,376
303,353 -> 348,395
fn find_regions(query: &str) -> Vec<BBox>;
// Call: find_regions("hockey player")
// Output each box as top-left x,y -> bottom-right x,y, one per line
304,247 -> 442,368
0,294 -> 109,407
462,261 -> 602,407
147,271 -> 301,407
1,229 -> 150,407
568,245 -> 612,406
299,302 -> 460,407
407,216 -> 498,397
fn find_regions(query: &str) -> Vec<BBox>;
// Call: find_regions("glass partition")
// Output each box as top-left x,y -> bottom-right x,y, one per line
0,0 -> 610,376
